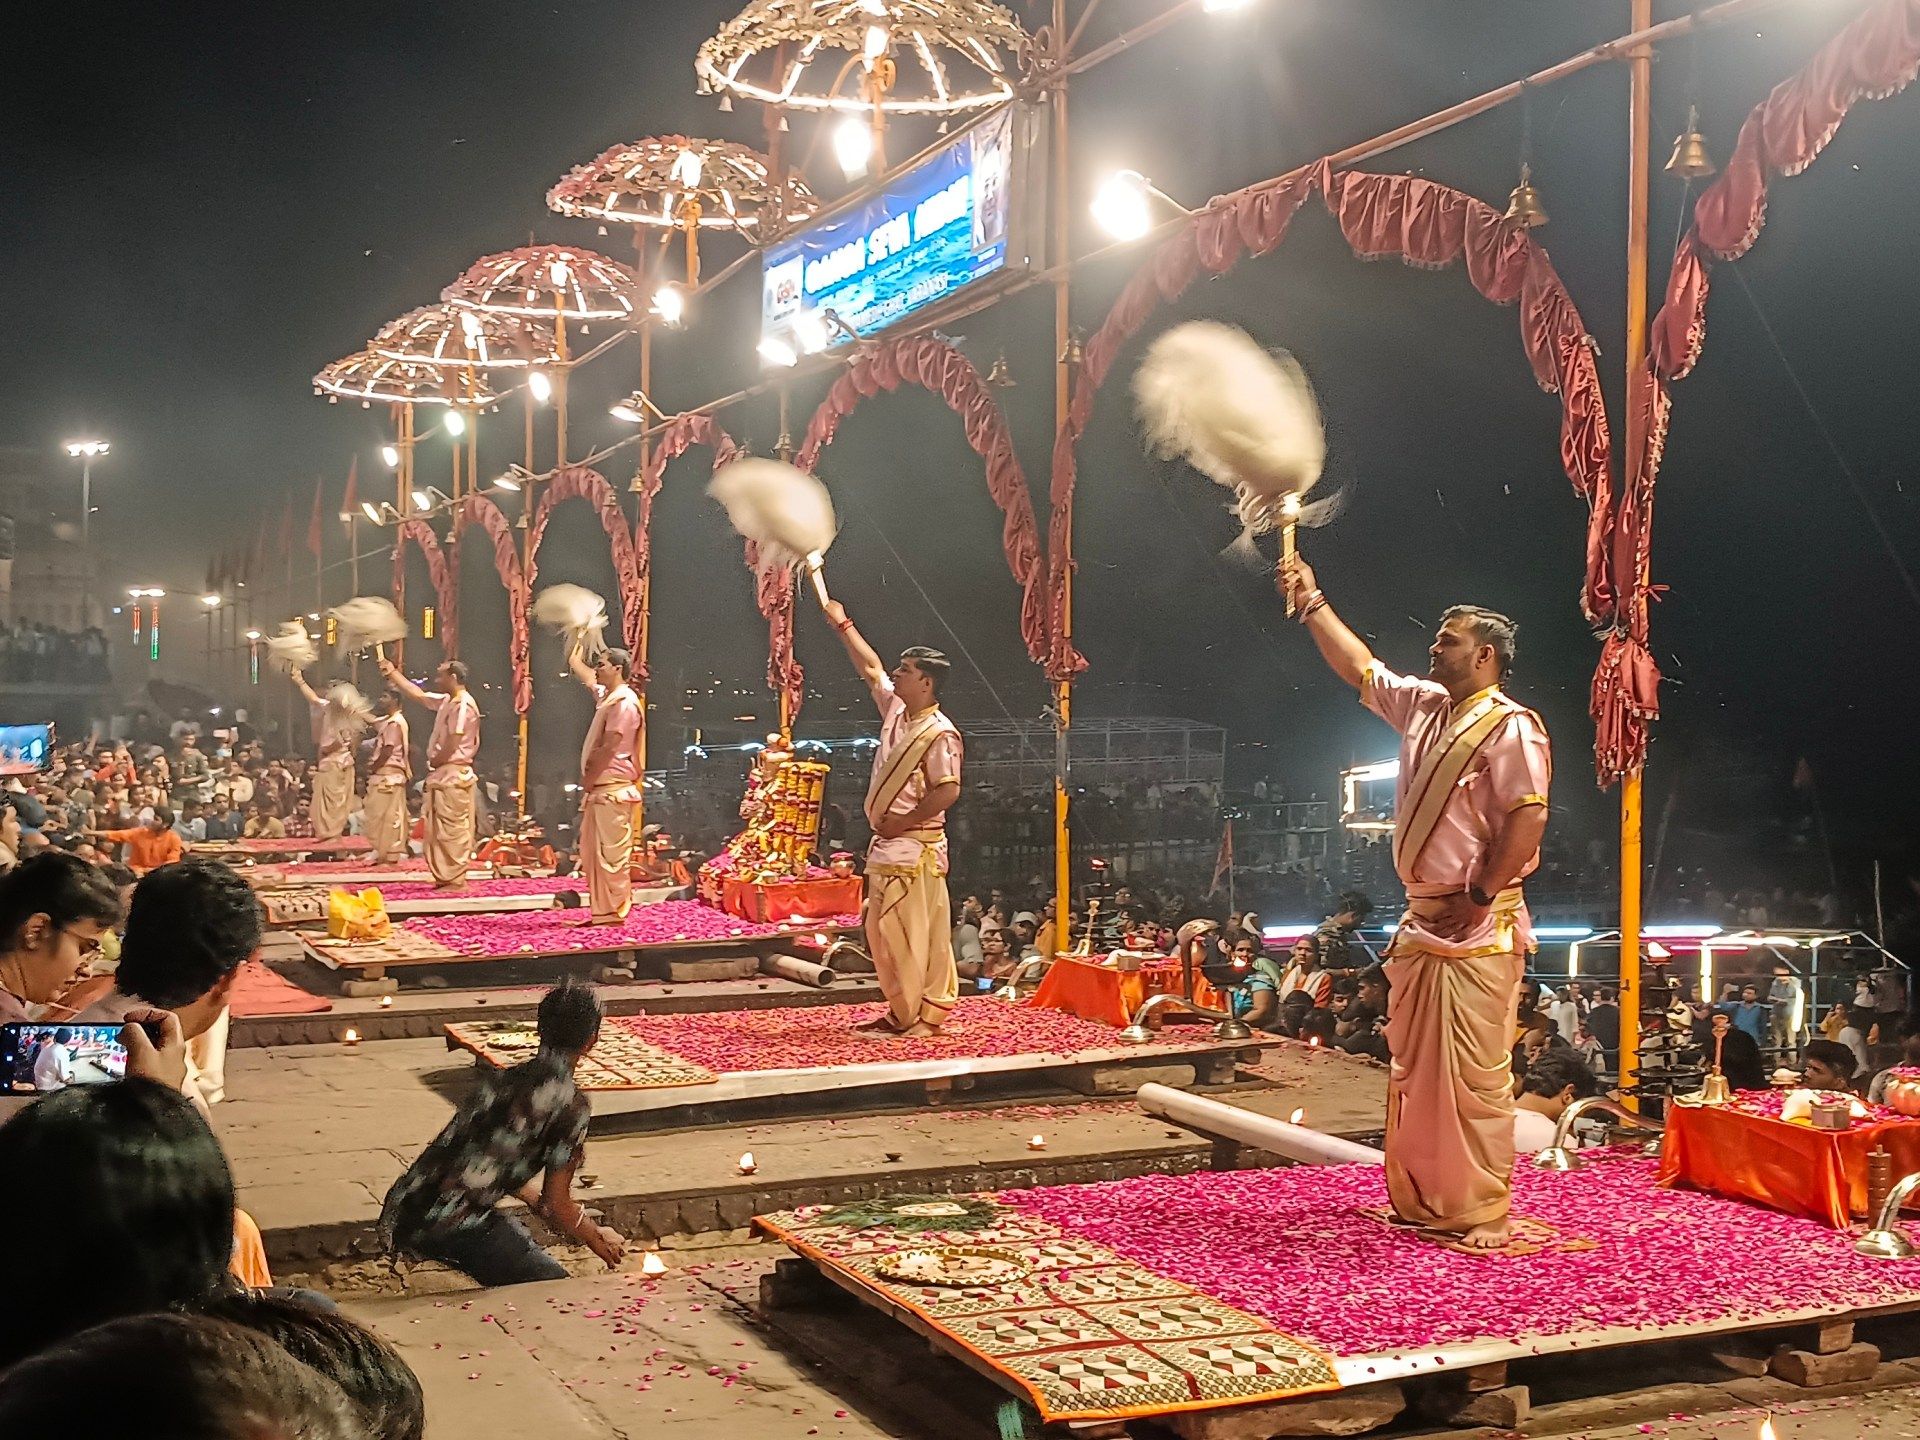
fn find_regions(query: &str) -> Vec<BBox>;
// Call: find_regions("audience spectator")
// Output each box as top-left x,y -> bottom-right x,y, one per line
380,982 -> 626,1286
1801,1038 -> 1861,1092
0,1079 -> 235,1367
1512,1051 -> 1602,1153
0,1314 -> 363,1439
189,1291 -> 426,1440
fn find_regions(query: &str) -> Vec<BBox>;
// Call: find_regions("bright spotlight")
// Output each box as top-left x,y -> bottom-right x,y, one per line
527,370 -> 553,404
1092,170 -> 1155,241
443,410 -> 467,437
834,117 -> 874,180
380,445 -> 400,468
652,285 -> 686,328
757,337 -> 799,369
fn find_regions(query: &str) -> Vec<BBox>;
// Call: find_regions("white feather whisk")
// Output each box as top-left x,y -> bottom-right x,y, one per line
329,596 -> 409,654
707,458 -> 838,606
1134,320 -> 1327,611
264,622 -> 318,675
531,584 -> 611,660
324,682 -> 376,739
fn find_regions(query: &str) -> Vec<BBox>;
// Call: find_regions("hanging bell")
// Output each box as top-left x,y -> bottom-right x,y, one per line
777,113 -> 789,132
1665,106 -> 1716,179
984,352 -> 1015,388
717,93 -> 733,113
1058,330 -> 1085,370
1503,163 -> 1548,229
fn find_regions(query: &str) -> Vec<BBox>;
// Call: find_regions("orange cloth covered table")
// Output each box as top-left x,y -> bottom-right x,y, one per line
721,874 -> 863,924
1657,1097 -> 1920,1228
1025,953 -> 1226,1028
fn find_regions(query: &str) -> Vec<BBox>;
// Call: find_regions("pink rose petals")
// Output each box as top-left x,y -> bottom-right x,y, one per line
372,876 -> 587,903
402,899 -> 859,957
607,997 -> 1216,1074
1001,1153 -> 1920,1357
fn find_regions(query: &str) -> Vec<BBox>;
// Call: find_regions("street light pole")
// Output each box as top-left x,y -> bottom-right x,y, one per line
63,440 -> 109,546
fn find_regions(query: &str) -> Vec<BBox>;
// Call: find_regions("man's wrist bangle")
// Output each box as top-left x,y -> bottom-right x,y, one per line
835,619 -> 855,633
1298,593 -> 1328,624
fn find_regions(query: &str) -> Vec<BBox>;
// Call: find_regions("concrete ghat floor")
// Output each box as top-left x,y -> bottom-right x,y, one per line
341,1253 -> 1920,1440
214,1036 -> 1386,1256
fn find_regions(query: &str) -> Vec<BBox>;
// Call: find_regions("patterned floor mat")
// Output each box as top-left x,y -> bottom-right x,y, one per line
446,1020 -> 718,1090
757,1199 -> 1338,1422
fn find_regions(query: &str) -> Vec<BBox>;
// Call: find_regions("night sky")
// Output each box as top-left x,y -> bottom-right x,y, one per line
7,2 -> 1918,883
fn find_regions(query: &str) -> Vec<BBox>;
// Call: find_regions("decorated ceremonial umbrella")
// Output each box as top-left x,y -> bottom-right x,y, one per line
313,347 -> 498,505
371,303 -> 559,499
442,244 -> 639,466
547,136 -> 818,287
696,0 -> 1034,170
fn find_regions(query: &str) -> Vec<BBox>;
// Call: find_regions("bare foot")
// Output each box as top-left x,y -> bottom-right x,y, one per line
855,1014 -> 901,1033
1455,1219 -> 1512,1251
588,916 -> 625,927
898,1022 -> 942,1039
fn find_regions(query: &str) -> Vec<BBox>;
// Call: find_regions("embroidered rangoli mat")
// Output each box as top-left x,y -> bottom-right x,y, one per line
445,1020 -> 718,1090
756,1198 -> 1339,1422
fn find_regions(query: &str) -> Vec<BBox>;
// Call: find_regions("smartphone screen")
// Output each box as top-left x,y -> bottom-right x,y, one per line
0,1023 -> 129,1093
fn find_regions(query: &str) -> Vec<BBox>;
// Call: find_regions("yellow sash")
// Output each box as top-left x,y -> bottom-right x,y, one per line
864,706 -> 953,830
1392,688 -> 1520,880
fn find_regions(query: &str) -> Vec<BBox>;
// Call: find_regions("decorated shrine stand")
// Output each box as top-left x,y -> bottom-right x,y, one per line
755,1121 -> 1920,1437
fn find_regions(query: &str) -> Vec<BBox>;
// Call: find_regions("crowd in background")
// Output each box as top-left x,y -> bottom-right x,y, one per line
0,621 -> 110,684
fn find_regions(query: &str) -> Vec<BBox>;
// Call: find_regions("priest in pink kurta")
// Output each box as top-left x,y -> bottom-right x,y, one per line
379,656 -> 481,889
289,670 -> 356,841
1284,557 -> 1551,1248
822,599 -> 963,1038
363,691 -> 413,865
568,645 -> 644,924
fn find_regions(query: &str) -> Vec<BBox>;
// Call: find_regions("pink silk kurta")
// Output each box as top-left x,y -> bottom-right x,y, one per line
580,684 -> 643,922
308,700 -> 356,840
364,712 -> 411,864
420,690 -> 480,886
1362,662 -> 1552,1232
863,678 -> 963,1031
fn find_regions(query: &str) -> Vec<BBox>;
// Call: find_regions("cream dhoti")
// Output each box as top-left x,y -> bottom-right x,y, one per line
363,777 -> 410,864
582,782 -> 641,922
1383,885 -> 1528,1231
311,761 -> 354,841
866,841 -> 959,1032
422,771 -> 476,887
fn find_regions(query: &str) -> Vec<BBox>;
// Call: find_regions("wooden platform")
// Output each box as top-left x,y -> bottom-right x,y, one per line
445,998 -> 1264,1124
294,913 -> 853,979
756,1152 -> 1920,1434
260,882 -> 680,928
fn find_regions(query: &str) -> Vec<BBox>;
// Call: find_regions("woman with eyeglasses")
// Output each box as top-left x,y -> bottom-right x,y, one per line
0,853 -> 122,1024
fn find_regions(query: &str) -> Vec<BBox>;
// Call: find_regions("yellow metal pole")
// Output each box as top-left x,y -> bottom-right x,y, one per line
1618,0 -> 1653,1098
1051,0 -> 1073,947
554,303 -> 570,467
634,230 -> 656,831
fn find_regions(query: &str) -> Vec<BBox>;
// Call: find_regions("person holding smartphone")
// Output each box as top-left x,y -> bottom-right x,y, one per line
379,981 -> 624,1285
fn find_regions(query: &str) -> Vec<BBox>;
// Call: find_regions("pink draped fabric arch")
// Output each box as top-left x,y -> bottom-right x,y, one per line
449,494 -> 532,715
526,465 -> 644,658
391,519 -> 460,660
796,335 -> 1050,668
1046,160 -> 1615,772
1598,0 -> 1920,781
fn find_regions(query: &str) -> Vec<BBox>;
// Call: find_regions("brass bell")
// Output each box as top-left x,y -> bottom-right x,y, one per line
984,352 -> 1015,388
1699,1071 -> 1733,1105
1058,330 -> 1086,370
1503,164 -> 1548,229
1665,106 -> 1716,179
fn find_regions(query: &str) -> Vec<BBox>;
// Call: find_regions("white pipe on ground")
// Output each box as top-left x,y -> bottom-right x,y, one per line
1137,1083 -> 1385,1167
761,952 -> 837,988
